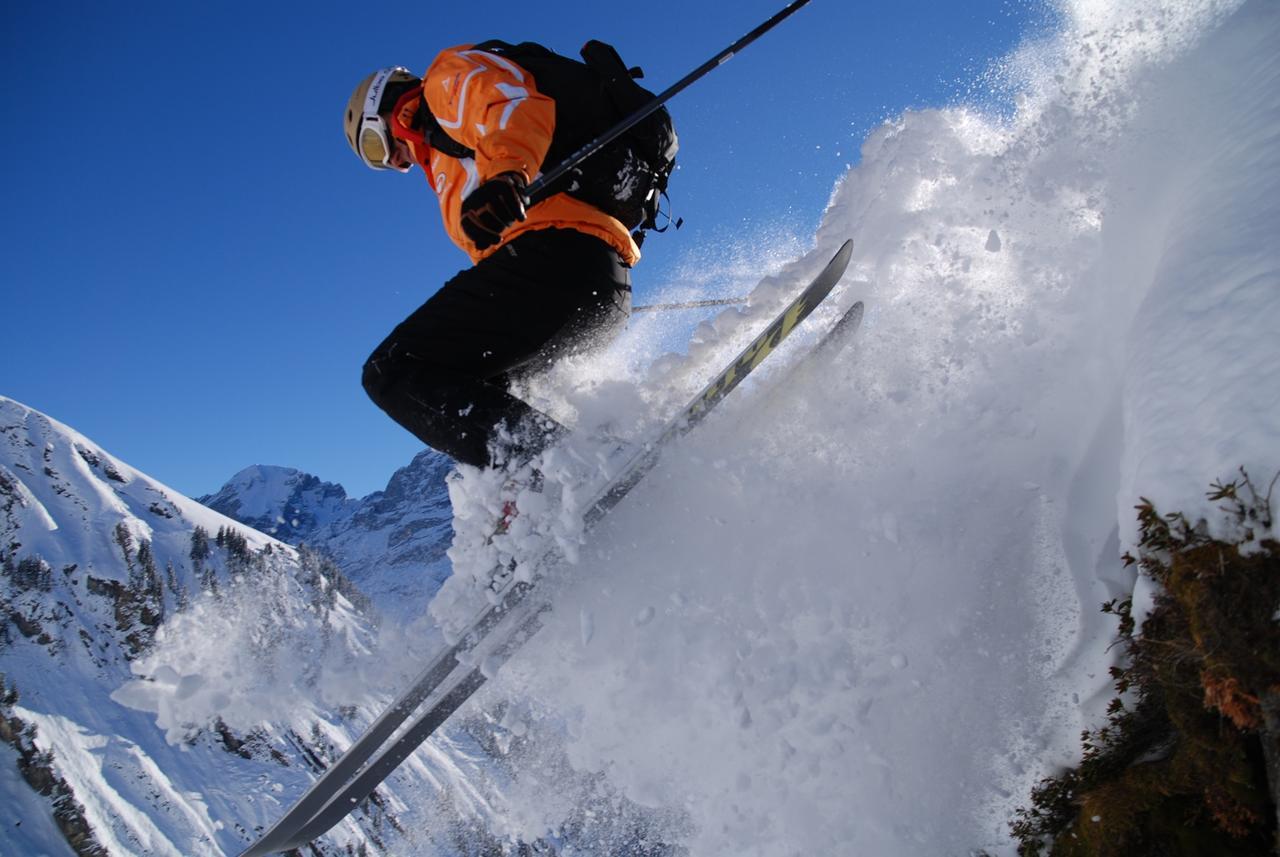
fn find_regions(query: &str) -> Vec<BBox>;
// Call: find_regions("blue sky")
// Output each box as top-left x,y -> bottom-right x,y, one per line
2,0 -> 1048,499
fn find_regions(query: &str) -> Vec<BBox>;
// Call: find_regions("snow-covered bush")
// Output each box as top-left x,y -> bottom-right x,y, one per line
1013,471 -> 1279,854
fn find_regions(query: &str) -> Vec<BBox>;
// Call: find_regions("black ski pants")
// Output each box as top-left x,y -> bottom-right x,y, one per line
362,228 -> 631,468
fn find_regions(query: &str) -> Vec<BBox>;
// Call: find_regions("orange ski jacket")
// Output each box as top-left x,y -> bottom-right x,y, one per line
390,45 -> 641,267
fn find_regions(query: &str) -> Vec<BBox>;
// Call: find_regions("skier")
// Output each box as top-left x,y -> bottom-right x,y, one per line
249,11 -> 826,854
346,43 -> 673,475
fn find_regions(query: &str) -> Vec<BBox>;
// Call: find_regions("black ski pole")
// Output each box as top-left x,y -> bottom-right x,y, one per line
633,296 -> 749,312
525,0 -> 815,206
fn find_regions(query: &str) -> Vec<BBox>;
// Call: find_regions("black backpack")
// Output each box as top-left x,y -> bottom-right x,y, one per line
432,39 -> 679,241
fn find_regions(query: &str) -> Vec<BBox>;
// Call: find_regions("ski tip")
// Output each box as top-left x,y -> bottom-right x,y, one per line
848,301 -> 865,327
823,239 -> 853,282
835,300 -> 864,332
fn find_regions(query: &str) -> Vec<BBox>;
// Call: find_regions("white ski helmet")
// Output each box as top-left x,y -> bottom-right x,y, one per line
344,66 -> 419,171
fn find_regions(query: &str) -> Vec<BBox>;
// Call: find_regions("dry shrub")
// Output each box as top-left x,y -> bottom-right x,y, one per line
1012,471 -> 1279,856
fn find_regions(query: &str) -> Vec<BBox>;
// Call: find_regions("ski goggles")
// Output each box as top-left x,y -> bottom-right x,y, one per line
358,68 -> 411,172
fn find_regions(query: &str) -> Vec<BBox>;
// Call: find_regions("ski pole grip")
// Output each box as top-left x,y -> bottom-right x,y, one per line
525,0 -> 814,207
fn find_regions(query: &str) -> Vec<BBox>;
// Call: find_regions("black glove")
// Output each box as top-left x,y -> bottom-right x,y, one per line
460,172 -> 528,250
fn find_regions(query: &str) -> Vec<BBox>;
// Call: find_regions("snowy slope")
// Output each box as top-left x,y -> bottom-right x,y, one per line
0,399 -> 524,856
1,398 -> 676,856
200,454 -> 454,623
0,396 -> 373,855
416,0 -> 1279,854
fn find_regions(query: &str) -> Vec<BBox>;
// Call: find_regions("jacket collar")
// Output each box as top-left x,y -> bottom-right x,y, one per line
388,89 -> 431,169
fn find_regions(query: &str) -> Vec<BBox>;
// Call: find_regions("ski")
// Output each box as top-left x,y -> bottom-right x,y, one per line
239,239 -> 854,857
811,298 -> 864,360
769,298 -> 864,394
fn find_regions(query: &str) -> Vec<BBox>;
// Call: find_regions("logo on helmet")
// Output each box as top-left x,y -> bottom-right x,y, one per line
367,75 -> 387,109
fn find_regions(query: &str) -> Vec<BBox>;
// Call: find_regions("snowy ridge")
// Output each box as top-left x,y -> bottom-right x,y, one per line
201,451 -> 455,624
0,398 -> 511,856
0,396 -> 366,855
198,465 -> 358,543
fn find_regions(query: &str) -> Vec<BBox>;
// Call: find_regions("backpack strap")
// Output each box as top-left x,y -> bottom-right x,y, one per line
421,106 -> 474,160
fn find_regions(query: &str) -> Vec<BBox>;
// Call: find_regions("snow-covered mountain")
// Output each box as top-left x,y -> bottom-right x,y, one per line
0,398 -> 539,857
199,453 -> 454,623
0,399 -> 677,857
196,466 -> 359,546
